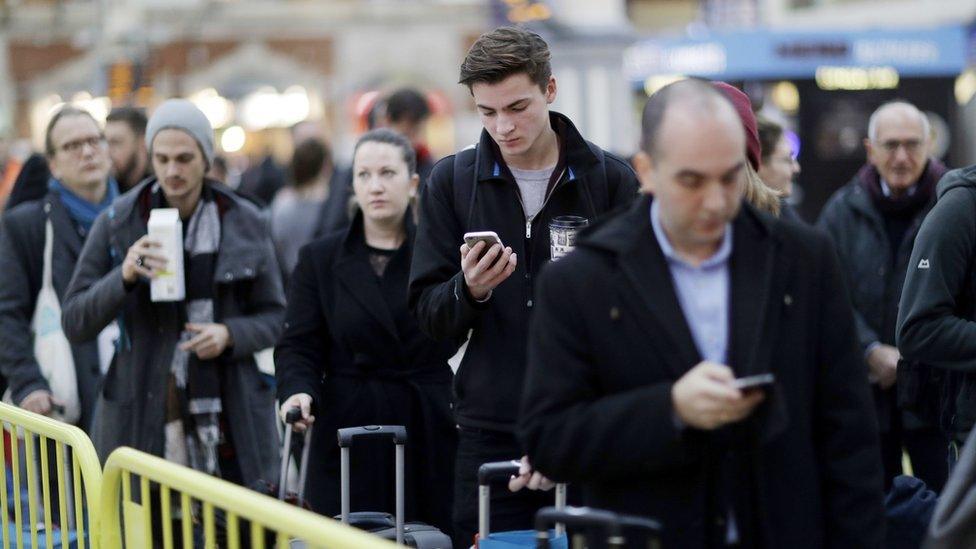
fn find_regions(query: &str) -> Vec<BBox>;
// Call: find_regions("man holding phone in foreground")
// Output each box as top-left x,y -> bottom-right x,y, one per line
519,79 -> 884,548
408,27 -> 637,547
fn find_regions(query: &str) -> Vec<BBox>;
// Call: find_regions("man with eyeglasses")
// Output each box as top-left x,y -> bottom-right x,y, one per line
818,100 -> 949,492
0,105 -> 118,430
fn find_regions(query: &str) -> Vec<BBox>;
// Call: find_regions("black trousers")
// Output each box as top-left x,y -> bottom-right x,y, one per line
452,426 -> 553,549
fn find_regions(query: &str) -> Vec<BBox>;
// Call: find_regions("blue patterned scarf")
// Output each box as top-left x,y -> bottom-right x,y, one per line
48,177 -> 119,234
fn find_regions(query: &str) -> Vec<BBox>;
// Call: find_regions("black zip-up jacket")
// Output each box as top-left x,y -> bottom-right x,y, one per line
408,112 -> 639,432
898,165 -> 976,439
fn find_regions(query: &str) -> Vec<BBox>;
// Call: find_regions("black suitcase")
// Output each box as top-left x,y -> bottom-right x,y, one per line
337,425 -> 453,548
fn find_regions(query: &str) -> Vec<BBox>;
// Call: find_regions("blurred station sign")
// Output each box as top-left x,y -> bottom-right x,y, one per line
105,60 -> 151,105
491,0 -> 552,25
625,24 -> 972,86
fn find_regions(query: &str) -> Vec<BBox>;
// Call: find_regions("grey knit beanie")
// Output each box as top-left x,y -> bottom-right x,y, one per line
145,99 -> 215,169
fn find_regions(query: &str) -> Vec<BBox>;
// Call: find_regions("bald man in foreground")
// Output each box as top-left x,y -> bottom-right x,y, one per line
518,79 -> 884,548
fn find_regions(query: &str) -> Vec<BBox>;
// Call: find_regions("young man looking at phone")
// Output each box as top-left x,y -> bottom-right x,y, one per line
408,26 -> 638,546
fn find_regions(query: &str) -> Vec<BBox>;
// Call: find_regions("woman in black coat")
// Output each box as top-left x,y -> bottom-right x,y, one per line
276,129 -> 456,533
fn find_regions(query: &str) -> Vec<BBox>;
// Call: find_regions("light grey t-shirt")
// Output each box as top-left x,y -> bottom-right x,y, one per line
510,164 -> 556,220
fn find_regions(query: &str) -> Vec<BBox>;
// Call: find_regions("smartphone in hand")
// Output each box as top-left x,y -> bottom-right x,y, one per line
732,373 -> 775,394
464,231 -> 504,260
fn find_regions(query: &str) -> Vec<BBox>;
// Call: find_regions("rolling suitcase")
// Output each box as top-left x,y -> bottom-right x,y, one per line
533,506 -> 662,549
475,460 -> 568,549
337,425 -> 452,548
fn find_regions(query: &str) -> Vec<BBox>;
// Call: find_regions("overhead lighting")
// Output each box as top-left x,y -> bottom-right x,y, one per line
955,70 -> 976,106
770,81 -> 800,114
220,125 -> 246,153
643,74 -> 686,96
240,86 -> 313,130
815,66 -> 899,91
189,88 -> 234,129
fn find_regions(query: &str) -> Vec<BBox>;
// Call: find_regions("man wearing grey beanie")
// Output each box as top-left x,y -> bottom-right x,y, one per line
62,98 -> 285,503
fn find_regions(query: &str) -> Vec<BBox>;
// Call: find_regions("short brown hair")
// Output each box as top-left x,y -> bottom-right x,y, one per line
459,27 -> 552,92
757,116 -> 784,165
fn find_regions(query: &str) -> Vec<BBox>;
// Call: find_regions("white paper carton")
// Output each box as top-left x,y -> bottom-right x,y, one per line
148,208 -> 185,302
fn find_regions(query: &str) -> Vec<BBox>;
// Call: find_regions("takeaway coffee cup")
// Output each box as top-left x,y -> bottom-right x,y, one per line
549,216 -> 588,261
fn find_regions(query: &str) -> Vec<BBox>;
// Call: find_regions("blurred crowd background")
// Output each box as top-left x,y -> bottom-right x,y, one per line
0,0 -> 973,221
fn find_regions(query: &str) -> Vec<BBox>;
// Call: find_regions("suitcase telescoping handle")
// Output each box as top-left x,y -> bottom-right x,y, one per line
477,461 -> 568,542
337,425 -> 408,546
279,407 -> 313,501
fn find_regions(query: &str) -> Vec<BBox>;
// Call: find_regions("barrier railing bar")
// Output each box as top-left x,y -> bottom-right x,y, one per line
102,448 -> 398,549
11,428 -> 24,549
55,442 -> 68,549
180,491 -> 192,549
40,435 -> 53,549
161,484 -> 174,549
25,431 -> 39,549
1,423 -> 10,547
72,455 -> 84,549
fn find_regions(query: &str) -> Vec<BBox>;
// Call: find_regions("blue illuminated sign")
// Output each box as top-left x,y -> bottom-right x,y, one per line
625,25 -> 971,83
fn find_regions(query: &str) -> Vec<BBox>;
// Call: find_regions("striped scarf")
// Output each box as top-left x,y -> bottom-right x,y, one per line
159,185 -> 224,476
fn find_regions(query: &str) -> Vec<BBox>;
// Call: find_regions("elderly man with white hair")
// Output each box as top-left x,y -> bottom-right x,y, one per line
818,100 -> 949,493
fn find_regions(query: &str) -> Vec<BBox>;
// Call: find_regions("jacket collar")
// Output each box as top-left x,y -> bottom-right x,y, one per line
332,210 -> 415,342
844,160 -> 945,231
581,194 -> 783,380
42,189 -> 85,253
474,111 -> 600,183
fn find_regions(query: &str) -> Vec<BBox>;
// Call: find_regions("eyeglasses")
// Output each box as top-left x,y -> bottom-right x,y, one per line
877,139 -> 923,154
56,135 -> 105,156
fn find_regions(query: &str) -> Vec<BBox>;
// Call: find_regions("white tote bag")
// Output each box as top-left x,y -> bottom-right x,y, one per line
28,219 -> 81,424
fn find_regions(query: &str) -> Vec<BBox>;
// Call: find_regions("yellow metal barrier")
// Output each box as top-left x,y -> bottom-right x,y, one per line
100,447 -> 399,549
0,401 -> 102,548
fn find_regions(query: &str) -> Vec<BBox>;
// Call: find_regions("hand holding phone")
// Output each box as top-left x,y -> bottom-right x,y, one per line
672,362 -> 768,430
731,373 -> 775,393
460,231 -> 517,301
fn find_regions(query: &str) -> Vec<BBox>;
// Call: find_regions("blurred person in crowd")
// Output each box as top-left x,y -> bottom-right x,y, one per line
276,128 -> 456,532
0,106 -> 118,430
270,138 -> 333,278
207,155 -> 228,185
105,107 -> 151,192
0,135 -> 22,210
62,99 -> 284,486
408,26 -> 639,547
897,150 -> 976,463
711,82 -> 781,217
819,101 -> 949,492
3,153 -> 50,212
238,149 -> 287,207
757,117 -> 804,223
314,87 -> 433,239
382,87 -> 435,185
519,78 -> 884,548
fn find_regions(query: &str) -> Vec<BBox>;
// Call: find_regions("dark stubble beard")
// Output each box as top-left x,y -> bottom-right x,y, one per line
118,152 -> 140,188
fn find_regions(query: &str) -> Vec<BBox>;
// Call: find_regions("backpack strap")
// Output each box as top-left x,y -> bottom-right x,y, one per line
452,145 -> 479,233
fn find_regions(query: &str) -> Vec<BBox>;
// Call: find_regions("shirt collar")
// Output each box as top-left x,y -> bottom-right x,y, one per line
880,178 -> 917,198
650,200 -> 733,269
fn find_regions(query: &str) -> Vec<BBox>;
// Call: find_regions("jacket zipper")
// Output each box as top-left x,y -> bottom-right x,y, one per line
515,167 -> 571,308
